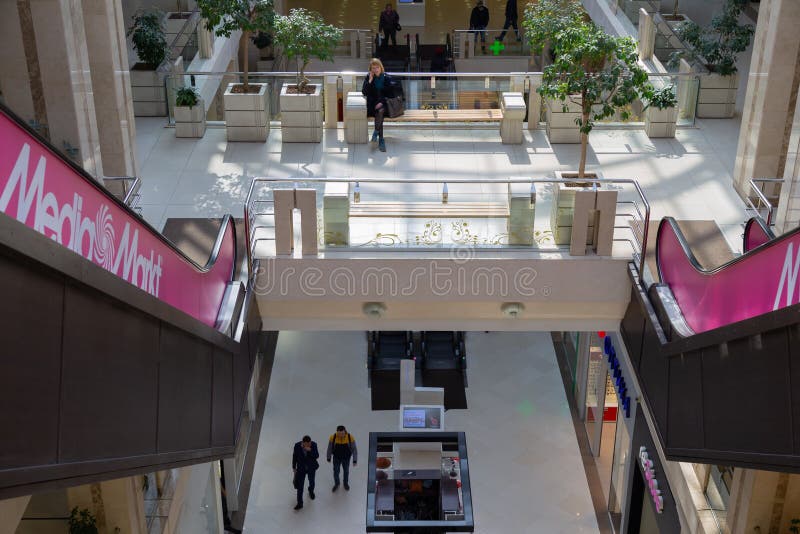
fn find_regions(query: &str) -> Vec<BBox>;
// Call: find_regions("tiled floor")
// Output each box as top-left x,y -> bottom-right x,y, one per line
136,119 -> 748,254
242,331 -> 600,533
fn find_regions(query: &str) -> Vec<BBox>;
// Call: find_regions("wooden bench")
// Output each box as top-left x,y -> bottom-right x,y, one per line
349,201 -> 510,218
386,109 -> 504,122
344,92 -> 526,144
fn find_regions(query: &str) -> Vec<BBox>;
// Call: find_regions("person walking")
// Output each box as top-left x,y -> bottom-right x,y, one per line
469,0 -> 490,54
291,435 -> 319,510
327,425 -> 358,492
362,58 -> 397,152
496,0 -> 521,42
379,3 -> 400,48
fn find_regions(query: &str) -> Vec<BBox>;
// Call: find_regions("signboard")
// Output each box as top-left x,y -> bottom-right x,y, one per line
400,405 -> 444,430
0,108 -> 236,327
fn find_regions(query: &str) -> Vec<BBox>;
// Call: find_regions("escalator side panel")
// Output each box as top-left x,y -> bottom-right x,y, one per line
212,347 -> 235,448
665,352 -> 704,451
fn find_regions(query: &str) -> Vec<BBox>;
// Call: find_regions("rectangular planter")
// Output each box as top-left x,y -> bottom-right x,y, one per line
644,106 -> 678,138
697,72 -> 737,118
546,98 -> 582,144
175,99 -> 206,138
224,83 -> 270,142
280,83 -> 323,143
131,67 -> 167,117
551,171 -> 602,246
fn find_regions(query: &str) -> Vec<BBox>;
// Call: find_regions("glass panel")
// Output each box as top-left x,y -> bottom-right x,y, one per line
608,408 -> 631,531
584,340 -> 606,456
705,465 -> 733,532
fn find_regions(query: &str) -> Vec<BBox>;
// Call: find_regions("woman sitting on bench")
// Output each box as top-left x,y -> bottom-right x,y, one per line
362,58 -> 398,153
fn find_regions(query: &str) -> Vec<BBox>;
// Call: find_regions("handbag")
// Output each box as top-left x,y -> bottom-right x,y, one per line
395,23 -> 402,31
385,95 -> 405,118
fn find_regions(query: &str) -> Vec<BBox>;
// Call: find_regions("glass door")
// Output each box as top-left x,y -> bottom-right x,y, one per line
584,340 -> 607,456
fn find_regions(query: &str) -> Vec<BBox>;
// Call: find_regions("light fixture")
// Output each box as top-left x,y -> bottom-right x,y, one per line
363,302 -> 387,318
501,302 -> 524,318
354,181 -> 361,203
442,182 -> 449,204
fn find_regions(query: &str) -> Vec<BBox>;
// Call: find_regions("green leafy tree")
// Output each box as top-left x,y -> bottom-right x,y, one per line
538,23 -> 652,177
127,11 -> 168,69
68,507 -> 99,534
672,0 -> 753,75
196,0 -> 275,90
273,8 -> 342,92
522,0 -> 584,66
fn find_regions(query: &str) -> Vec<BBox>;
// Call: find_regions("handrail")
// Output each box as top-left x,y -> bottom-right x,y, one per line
172,69 -> 703,79
747,177 -> 781,227
243,176 -> 650,280
168,9 -> 200,61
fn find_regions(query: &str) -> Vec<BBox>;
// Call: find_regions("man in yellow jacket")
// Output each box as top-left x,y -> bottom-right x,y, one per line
326,425 -> 358,491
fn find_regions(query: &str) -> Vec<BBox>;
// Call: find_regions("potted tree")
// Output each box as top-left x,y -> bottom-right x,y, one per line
644,84 -> 678,138
127,10 -> 169,116
197,0 -> 275,141
538,23 -> 651,176
672,0 -> 754,117
273,8 -> 342,143
522,0 -> 584,70
174,86 -> 206,137
68,507 -> 99,534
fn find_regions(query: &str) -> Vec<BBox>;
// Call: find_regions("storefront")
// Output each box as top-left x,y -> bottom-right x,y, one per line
625,408 -> 681,534
560,331 -> 637,532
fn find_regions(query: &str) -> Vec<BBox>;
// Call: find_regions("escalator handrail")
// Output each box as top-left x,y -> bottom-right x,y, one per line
0,102 -> 236,326
656,216 -> 800,333
743,216 -> 775,253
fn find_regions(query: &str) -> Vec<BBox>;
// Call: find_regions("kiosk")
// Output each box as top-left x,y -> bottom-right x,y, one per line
397,0 -> 425,28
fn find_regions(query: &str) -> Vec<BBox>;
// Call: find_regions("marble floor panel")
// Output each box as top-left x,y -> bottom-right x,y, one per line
242,331 -> 600,534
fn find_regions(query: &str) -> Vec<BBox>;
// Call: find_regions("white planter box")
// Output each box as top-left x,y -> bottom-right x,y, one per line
546,98 -> 582,144
644,106 -> 678,138
131,67 -> 167,117
551,171 -> 602,246
697,72 -> 737,118
224,83 -> 270,142
175,99 -> 206,138
280,83 -> 323,143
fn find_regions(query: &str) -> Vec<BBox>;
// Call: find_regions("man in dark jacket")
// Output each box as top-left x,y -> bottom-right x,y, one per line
291,435 -> 319,510
470,0 -> 490,53
379,3 -> 400,47
326,425 -> 358,491
497,0 -> 521,42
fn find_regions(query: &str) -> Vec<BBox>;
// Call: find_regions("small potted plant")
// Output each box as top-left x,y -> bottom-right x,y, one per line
127,10 -> 169,116
671,0 -> 754,117
174,86 -> 206,138
68,507 -> 99,534
197,0 -> 275,141
273,8 -> 342,143
644,85 -> 678,138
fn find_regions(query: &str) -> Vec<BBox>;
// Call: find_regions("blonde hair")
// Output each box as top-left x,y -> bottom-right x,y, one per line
368,58 -> 385,75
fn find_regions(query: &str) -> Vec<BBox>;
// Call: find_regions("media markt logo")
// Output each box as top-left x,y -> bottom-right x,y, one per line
0,143 -> 163,296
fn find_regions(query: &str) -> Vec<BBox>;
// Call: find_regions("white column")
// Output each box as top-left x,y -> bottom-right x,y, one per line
0,496 -> 31,534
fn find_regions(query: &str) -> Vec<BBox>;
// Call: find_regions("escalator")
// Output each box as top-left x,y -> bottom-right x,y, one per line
0,103 -> 262,498
621,215 -> 800,472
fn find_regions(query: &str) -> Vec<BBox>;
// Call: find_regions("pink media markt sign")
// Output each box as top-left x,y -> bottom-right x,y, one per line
657,217 -> 800,334
0,109 -> 236,327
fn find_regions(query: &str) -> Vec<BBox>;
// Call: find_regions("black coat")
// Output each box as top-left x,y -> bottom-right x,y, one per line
470,6 -> 489,28
362,74 -> 400,117
292,441 -> 319,474
505,0 -> 518,19
379,10 -> 400,33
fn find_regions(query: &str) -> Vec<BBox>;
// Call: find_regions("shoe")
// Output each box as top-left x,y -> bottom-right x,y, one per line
371,130 -> 378,143
225,528 -> 242,534
344,483 -> 350,491
378,139 -> 386,152
294,503 -> 303,510
309,489 -> 315,500
332,483 -> 339,492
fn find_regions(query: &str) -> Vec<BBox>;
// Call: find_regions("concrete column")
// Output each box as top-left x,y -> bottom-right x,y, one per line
0,4 -> 36,126
0,496 -> 31,534
528,73 -> 542,131
82,0 -> 138,178
99,477 -> 147,534
776,74 -> 800,232
30,0 -> 103,177
727,470 -> 800,534
638,8 -> 655,61
734,0 -> 800,205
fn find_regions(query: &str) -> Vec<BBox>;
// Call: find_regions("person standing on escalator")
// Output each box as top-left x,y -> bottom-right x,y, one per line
379,3 -> 400,48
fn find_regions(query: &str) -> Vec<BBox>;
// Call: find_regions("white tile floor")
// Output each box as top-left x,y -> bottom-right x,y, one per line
135,120 -> 748,253
242,331 -> 599,534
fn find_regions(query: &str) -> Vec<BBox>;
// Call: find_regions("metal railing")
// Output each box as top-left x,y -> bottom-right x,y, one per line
334,29 -> 374,59
103,175 -> 142,215
452,28 -> 530,58
746,178 -> 782,227
243,177 -> 650,281
168,9 -> 201,63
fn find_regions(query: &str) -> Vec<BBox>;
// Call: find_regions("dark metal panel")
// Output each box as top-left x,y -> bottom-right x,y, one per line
232,329 -> 251,431
703,332 -> 793,454
638,318 -> 669,435
157,326 -> 213,452
0,255 -> 63,468
59,287 -> 160,461
212,348 -> 234,447
665,351 -> 704,450
620,287 -> 645,371
791,326 -> 800,455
